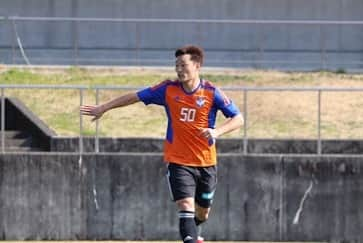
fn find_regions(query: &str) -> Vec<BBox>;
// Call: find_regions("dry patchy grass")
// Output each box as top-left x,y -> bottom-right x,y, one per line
1,67 -> 363,139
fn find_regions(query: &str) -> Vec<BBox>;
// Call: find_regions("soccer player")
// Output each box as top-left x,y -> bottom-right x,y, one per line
80,45 -> 243,243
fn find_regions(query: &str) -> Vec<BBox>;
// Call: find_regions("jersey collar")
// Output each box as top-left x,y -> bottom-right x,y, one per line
180,79 -> 202,95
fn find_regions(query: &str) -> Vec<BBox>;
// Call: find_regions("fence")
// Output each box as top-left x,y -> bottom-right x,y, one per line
1,16 -> 363,70
1,84 -> 363,154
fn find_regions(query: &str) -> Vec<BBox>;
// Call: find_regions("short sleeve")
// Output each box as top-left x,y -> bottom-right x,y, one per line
137,80 -> 170,106
213,88 -> 240,118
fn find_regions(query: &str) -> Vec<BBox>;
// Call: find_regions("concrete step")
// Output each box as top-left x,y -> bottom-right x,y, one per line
3,146 -> 43,152
2,137 -> 32,147
0,130 -> 30,139
0,130 -> 44,151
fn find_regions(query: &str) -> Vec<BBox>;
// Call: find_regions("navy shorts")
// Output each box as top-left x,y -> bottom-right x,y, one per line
166,163 -> 217,208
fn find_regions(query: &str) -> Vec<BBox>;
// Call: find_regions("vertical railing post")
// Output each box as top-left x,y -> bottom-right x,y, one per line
317,90 -> 322,154
73,20 -> 79,66
95,88 -> 100,153
243,89 -> 248,155
319,24 -> 326,70
258,25 -> 265,69
11,19 -> 16,64
79,88 -> 84,154
1,88 -> 5,153
135,22 -> 140,65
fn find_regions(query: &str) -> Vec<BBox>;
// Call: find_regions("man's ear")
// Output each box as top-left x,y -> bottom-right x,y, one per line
196,62 -> 201,70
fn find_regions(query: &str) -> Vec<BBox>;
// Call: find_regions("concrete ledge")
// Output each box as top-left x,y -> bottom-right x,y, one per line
51,137 -> 363,154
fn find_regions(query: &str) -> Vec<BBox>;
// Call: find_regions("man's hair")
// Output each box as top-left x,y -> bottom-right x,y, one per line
175,45 -> 204,66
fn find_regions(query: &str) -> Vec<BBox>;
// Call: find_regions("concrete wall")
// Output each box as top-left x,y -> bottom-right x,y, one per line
1,0 -> 362,70
0,152 -> 362,242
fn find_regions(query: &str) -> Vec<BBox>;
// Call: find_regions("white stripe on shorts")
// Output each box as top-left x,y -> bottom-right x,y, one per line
165,166 -> 174,201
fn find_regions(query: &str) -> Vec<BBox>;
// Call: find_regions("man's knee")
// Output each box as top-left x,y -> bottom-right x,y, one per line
176,197 -> 195,211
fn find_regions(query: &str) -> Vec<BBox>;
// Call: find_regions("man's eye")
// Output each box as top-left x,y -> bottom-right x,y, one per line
176,63 -> 187,69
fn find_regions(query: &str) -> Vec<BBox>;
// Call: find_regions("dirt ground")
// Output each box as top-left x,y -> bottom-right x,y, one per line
7,241 -> 323,243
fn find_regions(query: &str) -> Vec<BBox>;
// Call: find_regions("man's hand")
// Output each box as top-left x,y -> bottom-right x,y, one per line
199,114 -> 244,142
80,105 -> 105,122
199,128 -> 219,140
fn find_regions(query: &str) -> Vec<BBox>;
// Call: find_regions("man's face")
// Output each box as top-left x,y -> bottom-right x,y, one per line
175,54 -> 200,83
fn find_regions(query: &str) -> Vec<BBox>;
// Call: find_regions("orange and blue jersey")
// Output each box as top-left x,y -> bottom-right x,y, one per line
137,79 -> 240,167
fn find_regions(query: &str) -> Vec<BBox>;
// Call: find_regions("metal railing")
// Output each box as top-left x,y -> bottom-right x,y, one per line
234,86 -> 363,155
1,85 -> 363,154
0,85 -> 87,155
4,16 -> 363,69
8,16 -> 363,25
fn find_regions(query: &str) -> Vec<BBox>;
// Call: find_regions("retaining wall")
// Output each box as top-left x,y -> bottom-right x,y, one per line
0,152 -> 362,242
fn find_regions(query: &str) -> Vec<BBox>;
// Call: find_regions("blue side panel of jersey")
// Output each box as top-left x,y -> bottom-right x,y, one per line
165,105 -> 173,143
208,105 -> 218,128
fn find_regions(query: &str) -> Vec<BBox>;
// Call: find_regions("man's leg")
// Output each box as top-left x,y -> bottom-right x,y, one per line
177,197 -> 198,243
166,164 -> 198,243
194,165 -> 218,242
195,204 -> 211,242
195,203 -> 210,224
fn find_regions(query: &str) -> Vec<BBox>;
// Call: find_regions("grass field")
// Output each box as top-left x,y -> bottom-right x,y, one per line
1,66 -> 363,139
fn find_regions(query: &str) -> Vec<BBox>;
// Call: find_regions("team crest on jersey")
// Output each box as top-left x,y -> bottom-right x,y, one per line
196,97 -> 205,107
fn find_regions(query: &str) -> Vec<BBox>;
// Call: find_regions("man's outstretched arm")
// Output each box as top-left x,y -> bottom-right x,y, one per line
80,92 -> 140,121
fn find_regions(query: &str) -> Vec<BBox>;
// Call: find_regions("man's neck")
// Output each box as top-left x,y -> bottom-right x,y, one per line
182,76 -> 200,92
